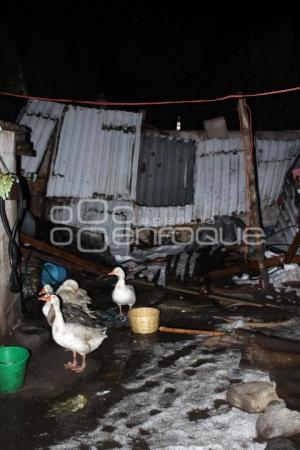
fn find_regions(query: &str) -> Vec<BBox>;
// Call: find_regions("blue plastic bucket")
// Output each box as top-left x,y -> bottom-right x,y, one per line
41,262 -> 68,286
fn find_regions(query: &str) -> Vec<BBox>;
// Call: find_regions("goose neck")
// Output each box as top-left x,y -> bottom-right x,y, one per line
52,301 -> 65,328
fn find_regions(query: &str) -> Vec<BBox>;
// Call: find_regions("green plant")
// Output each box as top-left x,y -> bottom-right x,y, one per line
0,171 -> 16,200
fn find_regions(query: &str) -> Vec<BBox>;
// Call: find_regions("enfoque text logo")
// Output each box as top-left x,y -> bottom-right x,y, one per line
50,200 -> 265,253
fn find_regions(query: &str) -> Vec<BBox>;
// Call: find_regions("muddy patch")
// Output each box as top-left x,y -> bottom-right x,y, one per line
214,399 -> 229,409
164,387 -> 176,394
191,358 -> 212,367
131,436 -> 151,450
188,408 -> 210,421
184,368 -> 197,376
149,409 -> 161,416
96,440 -> 122,449
102,425 -> 115,432
158,343 -> 197,367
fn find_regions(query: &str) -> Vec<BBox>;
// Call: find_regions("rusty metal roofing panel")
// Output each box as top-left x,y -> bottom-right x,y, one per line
47,106 -> 143,200
19,114 -> 57,177
136,135 -> 195,206
18,99 -> 65,120
193,137 -> 300,222
17,100 -> 65,178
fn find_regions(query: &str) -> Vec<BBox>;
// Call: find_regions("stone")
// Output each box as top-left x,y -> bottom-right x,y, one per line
226,381 -> 279,413
257,400 -> 300,439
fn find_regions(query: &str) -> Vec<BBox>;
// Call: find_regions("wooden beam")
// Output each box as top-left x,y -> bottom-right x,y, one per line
20,234 -> 110,276
21,247 -> 100,277
237,98 -> 269,289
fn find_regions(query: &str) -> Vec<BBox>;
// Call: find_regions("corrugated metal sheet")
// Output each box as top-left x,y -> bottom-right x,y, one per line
193,136 -> 300,222
19,115 -> 57,177
49,199 -> 133,255
18,100 -> 65,120
47,106 -> 143,200
256,138 -> 300,206
268,180 -> 300,253
134,205 -> 194,227
136,135 -> 195,206
17,100 -> 65,178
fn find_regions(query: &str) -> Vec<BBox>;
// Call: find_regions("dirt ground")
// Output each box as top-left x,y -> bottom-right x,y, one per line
2,281 -> 300,449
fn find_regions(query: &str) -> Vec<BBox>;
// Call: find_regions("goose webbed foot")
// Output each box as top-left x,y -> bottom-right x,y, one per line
71,355 -> 86,373
64,351 -> 78,370
115,305 -> 126,320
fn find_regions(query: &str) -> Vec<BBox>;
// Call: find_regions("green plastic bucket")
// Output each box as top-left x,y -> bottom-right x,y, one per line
0,346 -> 30,393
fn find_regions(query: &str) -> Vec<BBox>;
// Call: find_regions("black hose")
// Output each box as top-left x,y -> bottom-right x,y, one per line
0,178 -> 24,292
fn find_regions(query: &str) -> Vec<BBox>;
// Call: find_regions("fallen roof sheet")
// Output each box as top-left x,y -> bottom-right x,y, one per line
17,100 -> 65,177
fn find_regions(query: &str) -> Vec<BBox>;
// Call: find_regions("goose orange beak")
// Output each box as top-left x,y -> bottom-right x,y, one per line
39,286 -> 47,295
108,270 -> 116,276
38,294 -> 51,301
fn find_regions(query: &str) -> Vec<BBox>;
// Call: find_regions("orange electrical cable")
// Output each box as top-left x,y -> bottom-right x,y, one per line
0,85 -> 300,107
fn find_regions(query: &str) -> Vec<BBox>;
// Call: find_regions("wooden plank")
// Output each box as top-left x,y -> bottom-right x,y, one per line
21,247 -> 99,277
20,233 -> 110,276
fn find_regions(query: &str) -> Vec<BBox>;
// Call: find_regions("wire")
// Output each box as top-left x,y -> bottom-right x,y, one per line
0,177 -> 24,292
266,225 -> 299,238
1,85 -> 300,107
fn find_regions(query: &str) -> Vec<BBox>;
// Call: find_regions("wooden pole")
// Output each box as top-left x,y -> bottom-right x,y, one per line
237,98 -> 269,289
159,326 -> 225,336
0,130 -> 21,341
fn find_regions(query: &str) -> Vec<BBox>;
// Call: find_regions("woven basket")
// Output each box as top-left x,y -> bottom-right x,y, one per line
128,307 -> 160,334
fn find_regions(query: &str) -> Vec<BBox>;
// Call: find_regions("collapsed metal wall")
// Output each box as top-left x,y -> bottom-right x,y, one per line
17,102 -> 300,255
193,135 -> 300,221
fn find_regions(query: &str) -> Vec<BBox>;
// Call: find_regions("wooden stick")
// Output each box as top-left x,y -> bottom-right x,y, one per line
159,326 -> 225,336
21,233 -> 110,276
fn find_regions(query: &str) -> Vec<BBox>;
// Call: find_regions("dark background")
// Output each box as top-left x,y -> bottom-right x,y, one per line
0,5 -> 299,130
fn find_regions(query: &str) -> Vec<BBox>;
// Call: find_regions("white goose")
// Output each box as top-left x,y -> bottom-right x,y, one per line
39,280 -> 97,327
56,279 -> 95,315
39,293 -> 107,372
108,267 -> 136,316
